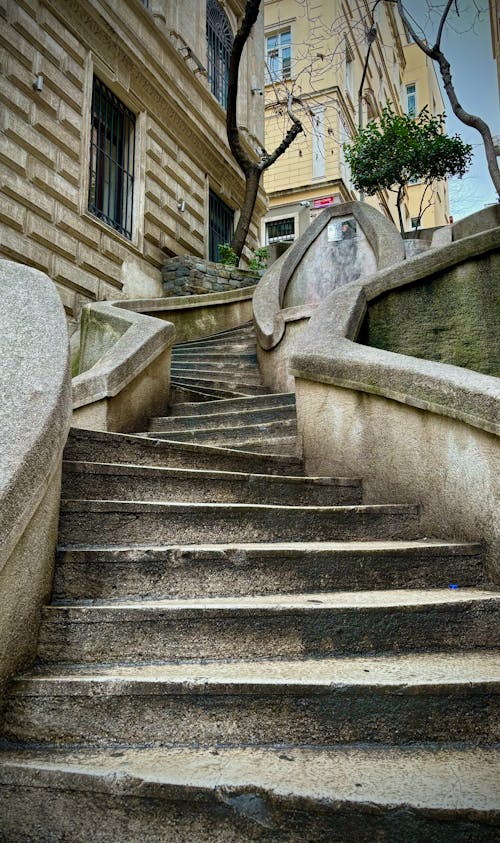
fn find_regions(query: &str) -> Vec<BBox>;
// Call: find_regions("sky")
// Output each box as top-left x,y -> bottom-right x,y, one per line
405,1 -> 500,220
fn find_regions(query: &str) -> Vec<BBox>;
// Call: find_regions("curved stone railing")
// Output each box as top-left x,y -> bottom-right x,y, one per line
253,201 -> 405,351
253,202 -> 405,392
73,301 -> 175,433
0,260 -> 72,692
118,284 -> 256,344
290,226 -> 500,581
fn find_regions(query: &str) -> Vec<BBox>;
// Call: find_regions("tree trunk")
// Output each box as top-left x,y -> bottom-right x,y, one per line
396,185 -> 405,235
231,167 -> 261,259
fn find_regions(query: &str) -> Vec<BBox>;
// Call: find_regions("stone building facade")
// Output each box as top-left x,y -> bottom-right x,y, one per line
261,0 -> 450,244
0,0 -> 265,331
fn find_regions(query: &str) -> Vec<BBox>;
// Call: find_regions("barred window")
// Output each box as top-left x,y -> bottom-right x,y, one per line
209,189 -> 234,262
266,218 -> 295,244
88,77 -> 136,239
206,0 -> 233,108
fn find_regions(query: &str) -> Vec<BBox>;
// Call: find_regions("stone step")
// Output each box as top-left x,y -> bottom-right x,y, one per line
149,404 -> 296,432
142,419 -> 297,447
171,352 -> 258,365
4,652 -> 498,747
174,340 -> 257,355
52,541 -> 484,602
170,379 -> 252,400
36,589 -> 499,664
169,385 -> 221,404
175,323 -> 255,344
0,744 -> 498,842
57,500 -> 421,546
65,429 -> 304,475
170,393 -> 295,417
171,376 -> 269,397
171,366 -> 264,385
224,436 -> 299,455
61,462 -> 361,506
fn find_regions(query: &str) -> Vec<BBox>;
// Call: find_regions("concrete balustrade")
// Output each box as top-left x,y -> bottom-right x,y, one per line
290,224 -> 500,582
0,260 -> 72,695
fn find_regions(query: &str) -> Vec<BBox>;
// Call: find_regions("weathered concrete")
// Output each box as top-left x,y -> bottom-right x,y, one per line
36,589 -> 499,664
73,300 -> 175,433
4,652 -> 498,747
116,287 -> 255,344
52,540 -> 483,602
57,499 -> 420,546
61,461 -> 361,506
359,251 -> 500,376
1,745 -> 498,842
0,260 -> 71,697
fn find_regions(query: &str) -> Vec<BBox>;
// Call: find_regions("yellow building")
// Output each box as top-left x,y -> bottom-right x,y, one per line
403,42 -> 450,229
0,0 -> 265,332
262,0 -> 450,244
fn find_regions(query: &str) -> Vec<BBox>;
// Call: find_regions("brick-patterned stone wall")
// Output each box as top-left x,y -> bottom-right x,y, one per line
162,257 -> 259,297
0,0 -> 265,333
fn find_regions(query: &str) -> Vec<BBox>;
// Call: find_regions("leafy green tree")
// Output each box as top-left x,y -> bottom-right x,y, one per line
344,103 -> 472,233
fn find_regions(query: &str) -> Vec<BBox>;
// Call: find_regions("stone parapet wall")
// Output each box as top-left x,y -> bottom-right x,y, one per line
162,257 -> 259,297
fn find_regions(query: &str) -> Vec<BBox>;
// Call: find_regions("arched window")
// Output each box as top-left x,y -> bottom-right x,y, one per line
206,0 -> 233,108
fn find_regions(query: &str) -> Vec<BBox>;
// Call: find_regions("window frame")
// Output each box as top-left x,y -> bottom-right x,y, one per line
406,82 -> 417,117
208,188 -> 234,262
265,27 -> 292,84
88,75 -> 136,241
206,0 -> 234,108
265,217 -> 295,244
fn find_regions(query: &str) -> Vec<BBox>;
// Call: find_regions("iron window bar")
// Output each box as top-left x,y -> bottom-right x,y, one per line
88,76 -> 136,239
209,189 -> 234,262
206,0 -> 233,108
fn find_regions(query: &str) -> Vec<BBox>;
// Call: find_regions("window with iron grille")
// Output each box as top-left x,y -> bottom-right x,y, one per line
88,76 -> 136,239
265,218 -> 295,244
206,0 -> 233,108
209,189 -> 234,262
266,29 -> 291,83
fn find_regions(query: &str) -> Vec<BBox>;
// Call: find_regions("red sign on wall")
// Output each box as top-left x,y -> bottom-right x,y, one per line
313,196 -> 336,209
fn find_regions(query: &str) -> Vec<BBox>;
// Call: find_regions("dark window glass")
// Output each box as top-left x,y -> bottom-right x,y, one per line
266,218 -> 295,244
88,77 -> 136,239
209,189 -> 234,262
206,0 -> 233,108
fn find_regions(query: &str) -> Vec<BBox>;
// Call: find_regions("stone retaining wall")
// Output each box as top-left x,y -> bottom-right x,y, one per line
162,257 -> 258,297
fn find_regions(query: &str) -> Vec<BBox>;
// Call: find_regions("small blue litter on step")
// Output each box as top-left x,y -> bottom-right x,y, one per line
448,584 -> 459,589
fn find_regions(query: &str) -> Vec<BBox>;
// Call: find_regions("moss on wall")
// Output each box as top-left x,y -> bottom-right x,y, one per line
358,253 -> 500,377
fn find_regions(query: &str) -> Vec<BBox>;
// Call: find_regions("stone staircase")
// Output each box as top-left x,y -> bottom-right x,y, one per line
0,323 -> 498,841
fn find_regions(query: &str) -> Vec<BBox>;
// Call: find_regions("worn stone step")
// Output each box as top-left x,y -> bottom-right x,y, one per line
58,500 -> 420,546
142,419 -> 297,447
149,404 -> 296,432
171,376 -> 269,396
61,462 -> 361,506
52,541 -> 484,602
65,429 -> 304,475
170,379 -> 252,400
170,393 -> 295,417
171,367 -> 264,385
36,590 -> 499,664
175,323 -> 255,344
4,652 -> 498,747
171,352 -> 258,365
222,436 -> 299,455
169,385 -> 221,404
0,745 -> 498,843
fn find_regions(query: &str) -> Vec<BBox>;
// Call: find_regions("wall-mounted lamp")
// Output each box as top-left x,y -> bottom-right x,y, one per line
177,199 -> 186,213
33,74 -> 44,92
